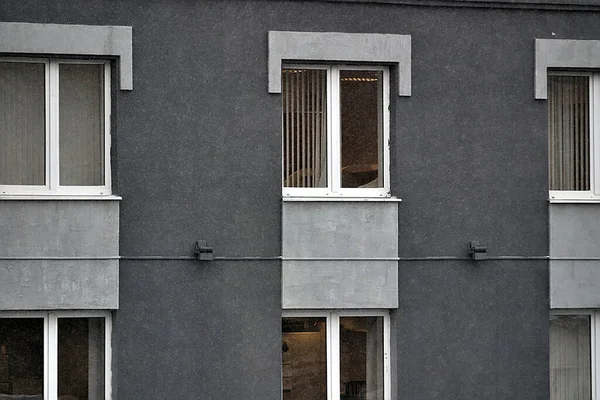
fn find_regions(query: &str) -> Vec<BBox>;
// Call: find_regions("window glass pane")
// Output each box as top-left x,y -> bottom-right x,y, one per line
548,75 -> 590,191
58,317 -> 105,400
282,69 -> 328,188
59,64 -> 105,186
282,317 -> 327,400
0,62 -> 46,186
340,316 -> 383,400
340,70 -> 383,189
0,318 -> 44,398
550,315 -> 591,400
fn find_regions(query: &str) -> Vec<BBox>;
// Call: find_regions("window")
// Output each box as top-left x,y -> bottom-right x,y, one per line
282,311 -> 390,400
0,312 -> 111,400
548,71 -> 600,201
0,58 -> 111,196
282,66 -> 390,197
550,311 -> 600,400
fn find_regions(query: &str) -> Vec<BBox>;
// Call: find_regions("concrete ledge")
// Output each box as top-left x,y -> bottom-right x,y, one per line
0,22 -> 133,90
282,260 -> 398,309
0,260 -> 118,310
535,38 -> 600,99
268,31 -> 411,96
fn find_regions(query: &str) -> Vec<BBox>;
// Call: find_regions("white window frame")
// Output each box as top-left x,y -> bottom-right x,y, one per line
0,310 -> 112,400
550,309 -> 599,399
281,65 -> 390,198
282,309 -> 391,399
0,57 -> 112,196
548,71 -> 600,202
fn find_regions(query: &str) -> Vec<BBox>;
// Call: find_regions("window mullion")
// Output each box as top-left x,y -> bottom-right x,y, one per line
47,313 -> 58,400
330,67 -> 340,193
329,312 -> 340,400
592,74 -> 599,197
48,61 -> 60,191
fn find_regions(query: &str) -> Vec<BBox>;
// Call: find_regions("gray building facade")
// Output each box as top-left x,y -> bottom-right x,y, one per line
1,0 -> 600,399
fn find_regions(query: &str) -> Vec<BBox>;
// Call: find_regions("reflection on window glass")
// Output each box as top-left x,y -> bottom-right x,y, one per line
59,63 -> 105,186
340,316 -> 384,400
340,70 -> 383,189
0,318 -> 44,397
548,75 -> 590,192
58,317 -> 106,400
282,317 -> 327,400
550,315 -> 591,400
0,62 -> 46,186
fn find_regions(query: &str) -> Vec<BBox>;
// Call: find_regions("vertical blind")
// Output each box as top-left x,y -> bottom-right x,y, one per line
59,63 -> 105,186
548,75 -> 590,191
0,62 -> 46,185
549,315 -> 591,400
282,69 -> 327,188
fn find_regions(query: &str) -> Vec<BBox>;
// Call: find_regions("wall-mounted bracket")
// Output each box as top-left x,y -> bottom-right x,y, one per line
195,240 -> 213,261
468,241 -> 487,261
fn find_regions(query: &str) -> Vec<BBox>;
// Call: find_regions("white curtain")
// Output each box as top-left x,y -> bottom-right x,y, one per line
282,69 -> 327,188
549,315 -> 591,400
548,75 -> 589,191
59,63 -> 105,186
0,62 -> 46,185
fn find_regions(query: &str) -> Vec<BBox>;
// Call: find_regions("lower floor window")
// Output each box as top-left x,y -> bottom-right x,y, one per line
282,310 -> 390,400
550,311 -> 596,400
0,312 -> 111,400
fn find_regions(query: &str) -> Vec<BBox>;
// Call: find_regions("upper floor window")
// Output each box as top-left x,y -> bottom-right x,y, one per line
548,71 -> 600,201
0,58 -> 111,196
282,65 -> 390,197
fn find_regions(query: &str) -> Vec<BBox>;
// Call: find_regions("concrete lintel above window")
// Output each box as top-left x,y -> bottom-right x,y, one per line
535,38 -> 600,99
268,31 -> 411,96
0,22 -> 133,90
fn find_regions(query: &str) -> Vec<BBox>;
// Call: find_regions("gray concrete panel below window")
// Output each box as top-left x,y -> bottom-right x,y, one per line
0,200 -> 119,257
282,260 -> 398,309
550,261 -> 600,308
550,203 -> 600,308
550,203 -> 600,257
535,38 -> 600,99
282,201 -> 398,259
268,31 -> 411,96
0,22 -> 133,90
0,259 -> 118,309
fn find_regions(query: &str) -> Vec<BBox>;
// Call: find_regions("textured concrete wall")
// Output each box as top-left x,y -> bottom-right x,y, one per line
0,201 -> 119,309
282,201 -> 398,308
550,203 -> 600,308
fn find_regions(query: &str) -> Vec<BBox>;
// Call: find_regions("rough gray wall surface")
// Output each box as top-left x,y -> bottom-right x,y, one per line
0,201 -> 119,257
115,260 -> 281,400
550,204 -> 600,308
397,261 -> 549,400
2,0 -> 598,399
0,260 -> 118,309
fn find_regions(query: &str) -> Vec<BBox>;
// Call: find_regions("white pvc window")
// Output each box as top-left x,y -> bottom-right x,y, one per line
282,310 -> 390,400
548,71 -> 600,201
550,310 -> 600,400
0,58 -> 111,196
0,311 -> 112,400
282,65 -> 390,198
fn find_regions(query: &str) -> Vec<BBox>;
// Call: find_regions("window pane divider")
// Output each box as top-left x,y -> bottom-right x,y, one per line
48,313 -> 58,400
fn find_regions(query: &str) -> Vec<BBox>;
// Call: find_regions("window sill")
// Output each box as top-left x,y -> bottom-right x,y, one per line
283,196 -> 402,202
0,195 -> 122,201
549,198 -> 600,204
